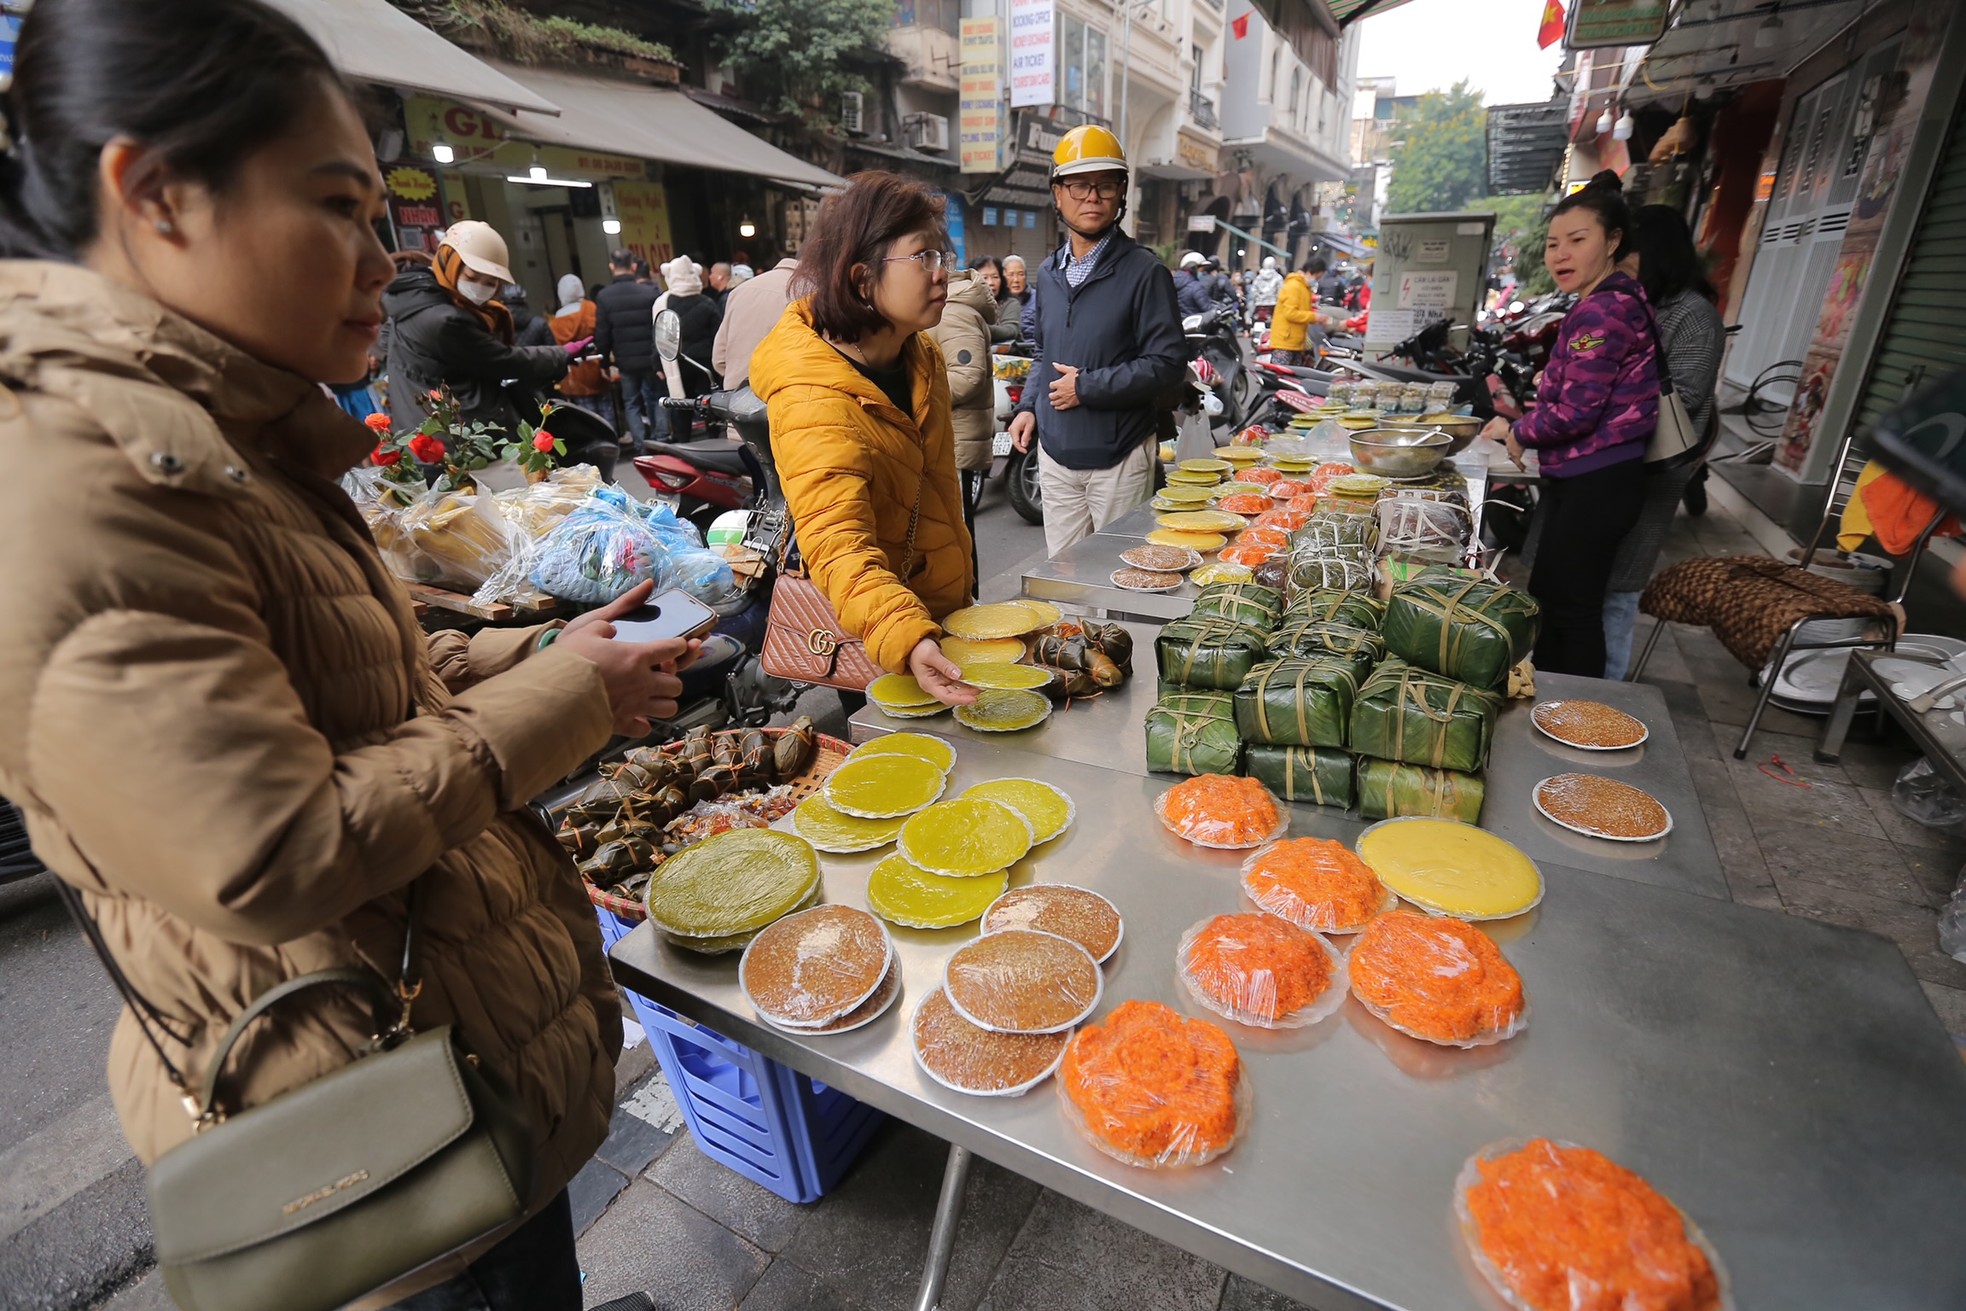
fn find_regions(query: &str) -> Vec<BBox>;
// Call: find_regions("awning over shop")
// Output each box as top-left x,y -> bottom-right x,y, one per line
266,0 -> 558,115
1316,229 -> 1371,259
1324,0 -> 1415,25
489,64 -> 846,190
1486,99 -> 1569,196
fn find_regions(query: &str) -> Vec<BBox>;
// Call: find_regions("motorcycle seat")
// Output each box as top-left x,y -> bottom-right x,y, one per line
638,442 -> 752,477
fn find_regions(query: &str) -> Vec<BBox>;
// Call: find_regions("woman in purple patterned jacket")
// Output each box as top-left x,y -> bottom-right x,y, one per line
1483,172 -> 1659,677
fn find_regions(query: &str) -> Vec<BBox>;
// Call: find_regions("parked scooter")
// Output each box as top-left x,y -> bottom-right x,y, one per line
1184,304 -> 1248,434
631,309 -> 761,538
991,342 -> 1044,526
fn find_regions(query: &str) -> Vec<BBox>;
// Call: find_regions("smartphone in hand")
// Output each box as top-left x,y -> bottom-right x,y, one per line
608,590 -> 720,644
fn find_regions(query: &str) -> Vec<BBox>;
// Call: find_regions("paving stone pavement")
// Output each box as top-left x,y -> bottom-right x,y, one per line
77,483 -> 1966,1311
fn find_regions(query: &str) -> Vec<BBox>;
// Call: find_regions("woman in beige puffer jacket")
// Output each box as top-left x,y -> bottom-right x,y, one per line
927,268 -> 1000,536
0,2 -> 692,1305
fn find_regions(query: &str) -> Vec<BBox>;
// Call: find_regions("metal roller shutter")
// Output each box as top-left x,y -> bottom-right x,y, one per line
1850,93 -> 1966,442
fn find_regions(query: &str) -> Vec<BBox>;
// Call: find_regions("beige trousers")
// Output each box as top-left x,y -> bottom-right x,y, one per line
1037,440 -> 1157,557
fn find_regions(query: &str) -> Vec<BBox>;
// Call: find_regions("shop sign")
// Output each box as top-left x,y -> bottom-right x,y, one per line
1188,214 -> 1217,232
960,19 -> 1005,174
1008,0 -> 1055,110
1565,0 -> 1668,49
613,180 -> 675,270
385,167 -> 443,252
0,11 -> 21,84
945,192 -> 968,265
1176,131 -> 1218,174
403,95 -> 645,181
438,170 -> 474,226
981,111 -> 1066,209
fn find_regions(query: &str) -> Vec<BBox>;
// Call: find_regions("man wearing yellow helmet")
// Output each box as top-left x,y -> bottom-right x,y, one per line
1008,124 -> 1187,554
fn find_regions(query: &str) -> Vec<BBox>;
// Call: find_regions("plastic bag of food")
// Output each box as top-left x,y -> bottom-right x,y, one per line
526,486 -> 675,604
1177,913 -> 1348,1029
1242,744 -> 1355,809
1354,756 -> 1486,823
1154,617 -> 1271,691
1058,1000 -> 1250,1168
1350,659 -> 1500,774
1892,757 -> 1966,837
1187,581 -> 1284,632
493,465 -> 604,538
1287,589 -> 1385,631
1348,910 -> 1526,1047
1154,774 -> 1288,849
1374,495 -> 1472,564
1234,656 -> 1361,748
1381,577 -> 1540,691
1145,690 -> 1243,777
1240,838 -> 1393,933
1267,619 -> 1385,681
1455,1138 -> 1730,1311
372,486 -> 520,590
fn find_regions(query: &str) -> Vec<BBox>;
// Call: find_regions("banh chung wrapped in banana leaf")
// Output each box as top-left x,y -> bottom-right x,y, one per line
1243,745 -> 1355,809
1286,548 -> 1375,596
1187,581 -> 1284,633
1348,659 -> 1500,775
1155,617 -> 1271,691
1145,690 -> 1243,776
1286,589 -> 1386,631
1380,577 -> 1540,691
1292,512 -> 1375,554
1266,620 -> 1385,682
1234,656 -> 1362,749
1354,757 -> 1485,823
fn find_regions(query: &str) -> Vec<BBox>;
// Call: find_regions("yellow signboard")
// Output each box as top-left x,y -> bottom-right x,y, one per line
403,95 -> 645,180
613,180 -> 674,270
959,19 -> 1004,175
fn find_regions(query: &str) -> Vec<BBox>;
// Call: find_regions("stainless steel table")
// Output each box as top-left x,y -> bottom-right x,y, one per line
1020,531 -> 1207,623
852,666 -> 1725,901
1818,647 -> 1966,793
610,729 -> 1966,1311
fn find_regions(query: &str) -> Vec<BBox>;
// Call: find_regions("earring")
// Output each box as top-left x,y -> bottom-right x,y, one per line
154,218 -> 174,235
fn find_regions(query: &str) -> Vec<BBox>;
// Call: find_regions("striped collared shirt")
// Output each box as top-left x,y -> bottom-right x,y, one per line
1061,232 -> 1114,288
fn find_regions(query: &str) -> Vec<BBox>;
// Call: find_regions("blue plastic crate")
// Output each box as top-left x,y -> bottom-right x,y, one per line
593,902 -> 884,1203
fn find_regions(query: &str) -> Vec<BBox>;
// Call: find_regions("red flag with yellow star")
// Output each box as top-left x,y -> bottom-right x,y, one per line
1538,0 -> 1567,48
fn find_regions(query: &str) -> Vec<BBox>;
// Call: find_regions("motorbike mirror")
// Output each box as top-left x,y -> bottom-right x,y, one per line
1509,300 -> 1524,314
655,308 -> 682,364
1181,313 -> 1205,333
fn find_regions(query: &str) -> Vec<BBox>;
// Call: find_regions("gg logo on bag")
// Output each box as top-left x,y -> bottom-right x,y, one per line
807,629 -> 839,657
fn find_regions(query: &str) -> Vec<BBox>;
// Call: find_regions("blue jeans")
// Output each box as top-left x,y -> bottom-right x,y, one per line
1602,589 -> 1641,681
381,1190 -> 580,1311
620,369 -> 665,448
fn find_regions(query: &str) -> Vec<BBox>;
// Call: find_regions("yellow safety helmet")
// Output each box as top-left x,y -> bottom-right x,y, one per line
1051,124 -> 1127,180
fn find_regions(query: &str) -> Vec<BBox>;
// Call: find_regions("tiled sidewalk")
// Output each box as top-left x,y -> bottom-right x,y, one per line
564,487 -> 1965,1310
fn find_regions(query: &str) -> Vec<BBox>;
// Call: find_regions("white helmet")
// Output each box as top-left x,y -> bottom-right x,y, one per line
1262,256 -> 1277,271
438,220 -> 515,284
1179,251 -> 1207,269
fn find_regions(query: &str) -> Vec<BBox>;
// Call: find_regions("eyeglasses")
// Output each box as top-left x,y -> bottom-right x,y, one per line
883,249 -> 956,275
1060,179 -> 1124,200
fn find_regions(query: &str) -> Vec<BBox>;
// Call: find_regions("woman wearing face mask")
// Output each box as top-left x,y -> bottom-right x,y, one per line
1479,171 -> 1659,678
381,219 -> 575,438
748,171 -> 978,706
0,1 -> 697,1305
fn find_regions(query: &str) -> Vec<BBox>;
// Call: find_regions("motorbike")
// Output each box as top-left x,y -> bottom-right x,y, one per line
631,311 -> 760,539
1184,305 -> 1249,434
992,342 -> 1044,526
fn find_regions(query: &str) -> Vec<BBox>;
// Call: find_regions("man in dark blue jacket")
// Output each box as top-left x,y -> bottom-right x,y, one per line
1172,250 -> 1214,319
1009,126 -> 1187,554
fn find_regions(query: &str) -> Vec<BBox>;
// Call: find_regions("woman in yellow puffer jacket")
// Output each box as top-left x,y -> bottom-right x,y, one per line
749,172 -> 978,703
1268,268 -> 1317,365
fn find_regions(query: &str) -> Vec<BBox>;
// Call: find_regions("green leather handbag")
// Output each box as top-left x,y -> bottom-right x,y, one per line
59,880 -> 536,1311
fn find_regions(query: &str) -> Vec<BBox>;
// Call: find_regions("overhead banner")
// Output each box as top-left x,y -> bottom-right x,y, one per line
960,18 -> 1004,174
402,95 -> 644,180
612,180 -> 675,271
1008,0 -> 1055,109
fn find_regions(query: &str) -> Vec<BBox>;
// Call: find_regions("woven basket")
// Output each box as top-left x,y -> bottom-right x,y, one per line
579,728 -> 853,923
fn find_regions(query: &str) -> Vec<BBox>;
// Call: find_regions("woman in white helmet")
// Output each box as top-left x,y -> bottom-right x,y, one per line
380,219 -> 578,438
1248,255 -> 1284,328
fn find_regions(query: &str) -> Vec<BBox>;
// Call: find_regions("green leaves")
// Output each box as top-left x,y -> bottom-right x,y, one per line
707,0 -> 891,123
1385,81 -> 1487,216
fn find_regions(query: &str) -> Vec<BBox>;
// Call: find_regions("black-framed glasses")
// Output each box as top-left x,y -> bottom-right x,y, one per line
1061,179 -> 1124,200
883,249 -> 956,275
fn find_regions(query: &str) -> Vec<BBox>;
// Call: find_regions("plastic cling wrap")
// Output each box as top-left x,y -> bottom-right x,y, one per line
1381,578 -> 1540,691
1349,659 -> 1500,774
1233,656 -> 1362,749
1373,495 -> 1473,564
1287,590 -> 1386,632
1187,582 -> 1285,633
1347,910 -> 1527,1047
912,988 -> 1070,1097
739,905 -> 892,1027
897,798 -> 1034,877
1058,1000 -> 1247,1169
1456,1139 -> 1731,1311
1242,745 -> 1355,809
643,829 -> 820,947
1355,757 -> 1486,823
1145,691 -> 1244,777
866,855 -> 1005,929
980,885 -> 1123,963
1240,838 -> 1394,933
1177,913 -> 1347,1029
942,929 -> 1102,1034
1155,618 -> 1271,692
1155,775 -> 1288,849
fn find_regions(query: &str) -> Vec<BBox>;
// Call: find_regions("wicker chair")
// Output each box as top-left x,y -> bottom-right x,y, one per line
1629,423 -> 1944,759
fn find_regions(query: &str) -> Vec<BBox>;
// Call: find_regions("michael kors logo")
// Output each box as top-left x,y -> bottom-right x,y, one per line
282,1169 -> 369,1215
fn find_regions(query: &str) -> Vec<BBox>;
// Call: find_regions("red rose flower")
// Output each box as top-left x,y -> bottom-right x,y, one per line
427,389 -> 444,400
408,434 -> 446,464
363,412 -> 391,434
533,430 -> 556,453
372,445 -> 401,467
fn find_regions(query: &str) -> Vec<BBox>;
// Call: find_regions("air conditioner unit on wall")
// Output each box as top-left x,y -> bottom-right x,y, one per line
906,113 -> 950,152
